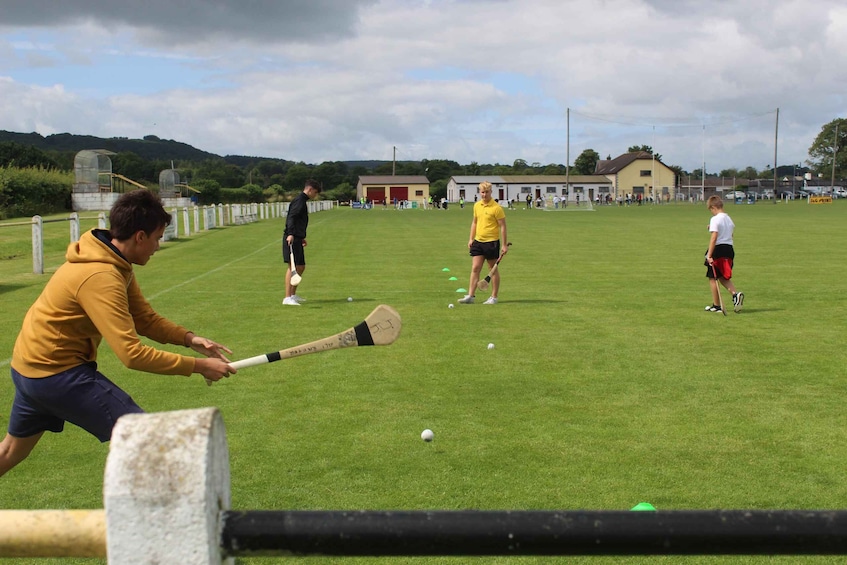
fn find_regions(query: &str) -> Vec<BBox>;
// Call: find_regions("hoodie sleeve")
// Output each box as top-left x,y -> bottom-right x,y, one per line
78,269 -> 195,376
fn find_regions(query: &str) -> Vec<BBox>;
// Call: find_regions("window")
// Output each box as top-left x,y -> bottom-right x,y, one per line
415,190 -> 423,196
521,187 -> 531,194
640,170 -> 652,177
546,187 -> 557,194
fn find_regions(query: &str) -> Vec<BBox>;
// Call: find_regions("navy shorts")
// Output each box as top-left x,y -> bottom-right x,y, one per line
283,238 -> 306,266
8,362 -> 144,442
470,240 -> 500,260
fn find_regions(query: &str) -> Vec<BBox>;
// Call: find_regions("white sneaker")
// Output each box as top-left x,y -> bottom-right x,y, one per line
282,297 -> 300,306
483,297 -> 498,305
457,295 -> 475,304
291,294 -> 306,304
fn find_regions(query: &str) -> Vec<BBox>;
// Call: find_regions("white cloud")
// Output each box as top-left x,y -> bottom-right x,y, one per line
0,0 -> 845,172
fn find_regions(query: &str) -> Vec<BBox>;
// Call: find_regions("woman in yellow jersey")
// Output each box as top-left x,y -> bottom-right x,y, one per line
458,181 -> 508,305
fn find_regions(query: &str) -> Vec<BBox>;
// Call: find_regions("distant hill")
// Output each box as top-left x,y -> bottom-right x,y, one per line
0,131 -> 220,162
0,130 -> 400,171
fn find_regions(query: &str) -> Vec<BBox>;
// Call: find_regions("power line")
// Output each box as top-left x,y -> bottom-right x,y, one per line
570,109 -> 777,129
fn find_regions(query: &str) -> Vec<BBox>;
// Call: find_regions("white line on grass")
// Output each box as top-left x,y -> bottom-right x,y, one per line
0,218 -> 331,370
147,238 -> 280,301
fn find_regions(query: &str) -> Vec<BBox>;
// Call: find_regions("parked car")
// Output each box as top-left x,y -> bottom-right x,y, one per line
725,191 -> 746,200
834,188 -> 847,198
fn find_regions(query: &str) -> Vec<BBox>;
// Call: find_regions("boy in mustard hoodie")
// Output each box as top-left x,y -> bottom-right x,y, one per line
1,190 -> 234,477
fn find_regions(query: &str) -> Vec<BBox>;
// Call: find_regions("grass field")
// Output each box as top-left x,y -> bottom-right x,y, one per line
1,200 -> 846,564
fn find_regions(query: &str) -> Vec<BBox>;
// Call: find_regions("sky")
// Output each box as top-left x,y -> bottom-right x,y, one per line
1,0 -> 845,174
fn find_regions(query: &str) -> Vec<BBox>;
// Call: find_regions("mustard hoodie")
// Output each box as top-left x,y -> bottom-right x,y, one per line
12,229 -> 196,378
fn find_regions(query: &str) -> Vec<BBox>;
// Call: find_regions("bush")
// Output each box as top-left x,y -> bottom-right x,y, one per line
192,179 -> 221,205
241,183 -> 264,203
0,166 -> 73,219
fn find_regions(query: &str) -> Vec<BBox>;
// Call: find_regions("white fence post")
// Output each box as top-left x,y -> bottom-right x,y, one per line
193,205 -> 201,233
31,215 -> 43,274
182,207 -> 191,237
69,212 -> 80,243
104,408 -> 232,565
98,212 -> 107,229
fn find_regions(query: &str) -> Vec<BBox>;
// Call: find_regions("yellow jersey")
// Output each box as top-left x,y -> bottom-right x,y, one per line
473,199 -> 505,242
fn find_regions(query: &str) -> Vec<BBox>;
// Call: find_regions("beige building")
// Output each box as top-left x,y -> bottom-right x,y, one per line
595,151 -> 677,202
356,175 -> 430,205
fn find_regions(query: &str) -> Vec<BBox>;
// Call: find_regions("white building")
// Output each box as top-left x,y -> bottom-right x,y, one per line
447,175 -> 613,205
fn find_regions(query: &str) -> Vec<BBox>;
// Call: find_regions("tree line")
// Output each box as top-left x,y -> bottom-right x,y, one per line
1,117 -> 843,215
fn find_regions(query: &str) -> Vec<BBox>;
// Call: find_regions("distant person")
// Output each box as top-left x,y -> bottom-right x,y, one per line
458,181 -> 508,305
459,197 -> 465,209
283,179 -> 322,306
0,189 -> 234,478
526,194 -> 532,209
704,195 -> 744,313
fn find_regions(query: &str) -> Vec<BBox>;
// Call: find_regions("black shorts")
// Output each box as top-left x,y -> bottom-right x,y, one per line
9,362 -> 144,442
470,240 -> 500,260
283,238 -> 306,266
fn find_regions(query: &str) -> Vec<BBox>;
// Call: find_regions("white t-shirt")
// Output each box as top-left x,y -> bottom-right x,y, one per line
709,212 -> 735,246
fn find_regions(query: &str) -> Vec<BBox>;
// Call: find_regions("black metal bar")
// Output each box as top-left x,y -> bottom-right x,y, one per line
220,510 -> 847,556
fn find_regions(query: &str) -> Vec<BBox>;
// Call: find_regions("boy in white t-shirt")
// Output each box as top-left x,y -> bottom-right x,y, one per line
704,196 -> 744,313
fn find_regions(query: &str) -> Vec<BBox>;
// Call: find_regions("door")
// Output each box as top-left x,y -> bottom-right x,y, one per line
368,188 -> 385,205
389,186 -> 408,202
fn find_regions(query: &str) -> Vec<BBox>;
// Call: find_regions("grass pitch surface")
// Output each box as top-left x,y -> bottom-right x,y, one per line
1,200 -> 846,564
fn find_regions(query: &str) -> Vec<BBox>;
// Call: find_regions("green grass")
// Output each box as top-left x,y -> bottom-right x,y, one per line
2,200 -> 847,564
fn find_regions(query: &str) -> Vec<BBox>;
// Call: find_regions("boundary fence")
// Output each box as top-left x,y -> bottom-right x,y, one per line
2,408 -> 847,563
1,200 -> 335,274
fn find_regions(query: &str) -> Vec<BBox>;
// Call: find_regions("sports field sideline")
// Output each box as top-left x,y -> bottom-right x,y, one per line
1,200 -> 846,565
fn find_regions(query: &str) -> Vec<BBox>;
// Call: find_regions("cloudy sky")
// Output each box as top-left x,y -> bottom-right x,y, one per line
1,0 -> 845,173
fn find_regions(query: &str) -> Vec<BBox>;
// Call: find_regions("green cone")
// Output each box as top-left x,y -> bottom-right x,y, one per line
449,276 -> 458,281
630,502 -> 656,511
456,288 -> 467,293
442,268 -> 451,272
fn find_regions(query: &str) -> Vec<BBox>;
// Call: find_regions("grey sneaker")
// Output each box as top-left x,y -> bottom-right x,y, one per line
483,297 -> 498,305
282,297 -> 300,306
733,292 -> 744,313
458,295 -> 475,304
291,294 -> 306,304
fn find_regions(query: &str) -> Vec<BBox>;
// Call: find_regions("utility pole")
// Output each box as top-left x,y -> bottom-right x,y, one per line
565,108 -> 570,203
773,108 -> 779,203
392,146 -> 396,176
831,123 -> 838,192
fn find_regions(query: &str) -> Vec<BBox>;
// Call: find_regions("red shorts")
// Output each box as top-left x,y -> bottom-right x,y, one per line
707,257 -> 733,280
